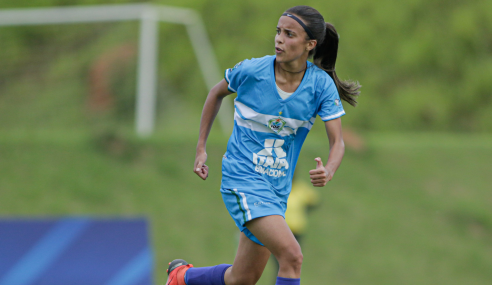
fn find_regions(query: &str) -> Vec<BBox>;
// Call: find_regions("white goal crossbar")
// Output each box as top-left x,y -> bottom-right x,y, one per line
0,4 -> 232,136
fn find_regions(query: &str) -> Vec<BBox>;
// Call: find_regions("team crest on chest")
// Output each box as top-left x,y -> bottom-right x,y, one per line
268,117 -> 286,133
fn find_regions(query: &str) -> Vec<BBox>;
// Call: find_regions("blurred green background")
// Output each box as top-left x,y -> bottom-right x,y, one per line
0,0 -> 491,284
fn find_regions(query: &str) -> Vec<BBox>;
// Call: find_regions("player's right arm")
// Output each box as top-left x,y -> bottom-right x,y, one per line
194,79 -> 233,180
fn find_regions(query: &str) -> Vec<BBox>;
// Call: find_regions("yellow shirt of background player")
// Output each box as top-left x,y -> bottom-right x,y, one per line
285,180 -> 319,235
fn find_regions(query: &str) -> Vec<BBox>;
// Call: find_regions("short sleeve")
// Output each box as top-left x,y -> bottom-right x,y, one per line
224,60 -> 246,93
317,80 -> 345,121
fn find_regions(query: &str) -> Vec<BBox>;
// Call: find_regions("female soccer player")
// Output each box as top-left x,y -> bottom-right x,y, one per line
166,5 -> 360,285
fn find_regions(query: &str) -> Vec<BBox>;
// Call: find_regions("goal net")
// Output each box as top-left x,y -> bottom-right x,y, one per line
0,4 -> 230,138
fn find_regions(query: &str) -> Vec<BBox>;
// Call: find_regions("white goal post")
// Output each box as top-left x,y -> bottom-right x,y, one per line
0,4 -> 232,136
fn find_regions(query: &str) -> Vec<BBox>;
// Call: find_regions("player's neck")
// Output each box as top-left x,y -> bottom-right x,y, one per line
277,59 -> 306,72
275,60 -> 306,85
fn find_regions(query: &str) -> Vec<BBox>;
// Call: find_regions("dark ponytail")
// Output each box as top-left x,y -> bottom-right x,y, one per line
314,23 -> 360,106
286,6 -> 361,107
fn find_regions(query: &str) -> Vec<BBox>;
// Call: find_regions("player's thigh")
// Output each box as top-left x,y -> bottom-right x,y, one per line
226,232 -> 271,284
245,215 -> 301,262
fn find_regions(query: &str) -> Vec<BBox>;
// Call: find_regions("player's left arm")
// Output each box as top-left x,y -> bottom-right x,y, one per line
309,118 -> 345,187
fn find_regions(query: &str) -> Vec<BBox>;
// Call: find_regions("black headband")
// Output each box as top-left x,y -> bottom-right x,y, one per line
281,12 -> 316,40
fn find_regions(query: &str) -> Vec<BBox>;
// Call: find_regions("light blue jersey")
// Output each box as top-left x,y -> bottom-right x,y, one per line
222,55 -> 344,194
220,55 -> 345,244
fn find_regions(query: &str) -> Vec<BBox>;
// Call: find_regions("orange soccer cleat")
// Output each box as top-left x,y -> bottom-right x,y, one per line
166,259 -> 193,285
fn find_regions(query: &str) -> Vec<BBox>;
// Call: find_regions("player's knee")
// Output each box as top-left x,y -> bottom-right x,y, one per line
288,250 -> 304,269
278,247 -> 303,271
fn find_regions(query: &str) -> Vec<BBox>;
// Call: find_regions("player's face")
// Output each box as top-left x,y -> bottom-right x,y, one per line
275,15 -> 315,63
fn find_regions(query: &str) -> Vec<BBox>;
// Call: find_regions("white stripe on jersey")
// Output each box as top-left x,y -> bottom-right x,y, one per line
321,110 -> 345,121
234,101 -> 314,136
234,189 -> 252,221
225,69 -> 237,92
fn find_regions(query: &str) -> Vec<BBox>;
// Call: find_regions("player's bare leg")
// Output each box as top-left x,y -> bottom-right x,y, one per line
223,232 -> 271,285
168,215 -> 301,285
245,215 -> 302,279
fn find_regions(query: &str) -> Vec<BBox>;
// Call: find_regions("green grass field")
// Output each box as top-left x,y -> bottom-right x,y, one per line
1,1 -> 491,284
1,130 -> 491,285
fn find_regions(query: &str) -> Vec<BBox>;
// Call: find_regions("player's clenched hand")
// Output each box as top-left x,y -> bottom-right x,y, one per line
194,151 -> 209,180
309,157 -> 332,187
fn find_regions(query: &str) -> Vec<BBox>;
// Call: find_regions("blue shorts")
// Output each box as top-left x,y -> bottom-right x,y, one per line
220,187 -> 288,246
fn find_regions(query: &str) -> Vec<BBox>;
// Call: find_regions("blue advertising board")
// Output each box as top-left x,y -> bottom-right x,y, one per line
0,218 -> 153,285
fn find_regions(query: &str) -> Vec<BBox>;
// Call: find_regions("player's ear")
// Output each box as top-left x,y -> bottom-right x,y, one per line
306,39 -> 317,52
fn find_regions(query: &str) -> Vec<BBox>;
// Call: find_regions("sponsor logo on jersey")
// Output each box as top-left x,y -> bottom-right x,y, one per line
268,117 -> 286,133
253,139 -> 288,178
232,61 -> 243,70
254,201 -> 273,207
334,99 -> 340,106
